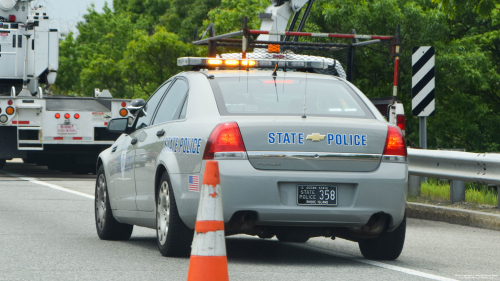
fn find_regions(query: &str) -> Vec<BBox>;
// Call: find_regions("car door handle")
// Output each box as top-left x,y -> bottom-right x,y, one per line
156,129 -> 165,137
131,138 -> 138,145
111,146 -> 117,153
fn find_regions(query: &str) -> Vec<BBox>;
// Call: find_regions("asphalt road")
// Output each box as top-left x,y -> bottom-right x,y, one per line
1,160 -> 499,281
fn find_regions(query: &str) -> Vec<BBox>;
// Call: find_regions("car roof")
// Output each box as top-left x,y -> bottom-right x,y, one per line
180,70 -> 342,80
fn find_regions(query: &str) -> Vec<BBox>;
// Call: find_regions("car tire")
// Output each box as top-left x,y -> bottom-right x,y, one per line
358,214 -> 406,260
276,232 -> 309,243
95,165 -> 133,240
0,159 -> 5,169
156,171 -> 193,257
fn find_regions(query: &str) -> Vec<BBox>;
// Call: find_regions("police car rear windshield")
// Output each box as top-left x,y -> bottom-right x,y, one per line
209,77 -> 373,118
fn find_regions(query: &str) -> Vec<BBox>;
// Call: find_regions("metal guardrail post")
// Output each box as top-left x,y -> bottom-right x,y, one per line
408,175 -> 421,197
450,180 -> 465,203
419,117 -> 427,182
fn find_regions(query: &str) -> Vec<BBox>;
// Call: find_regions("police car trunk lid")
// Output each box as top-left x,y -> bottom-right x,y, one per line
234,117 -> 387,172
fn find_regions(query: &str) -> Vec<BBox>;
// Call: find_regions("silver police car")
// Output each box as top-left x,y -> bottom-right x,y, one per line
95,57 -> 408,260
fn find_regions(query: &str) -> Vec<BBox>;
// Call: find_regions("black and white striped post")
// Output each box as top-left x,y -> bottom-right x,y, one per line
412,46 -> 435,149
411,46 -> 435,187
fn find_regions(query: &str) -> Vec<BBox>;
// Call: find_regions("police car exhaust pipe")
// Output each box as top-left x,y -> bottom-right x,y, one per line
227,211 -> 256,232
348,213 -> 388,235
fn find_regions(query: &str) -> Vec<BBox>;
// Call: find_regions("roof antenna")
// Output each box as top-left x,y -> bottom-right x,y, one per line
282,52 -> 287,92
273,75 -> 279,102
272,61 -> 278,76
302,72 -> 308,118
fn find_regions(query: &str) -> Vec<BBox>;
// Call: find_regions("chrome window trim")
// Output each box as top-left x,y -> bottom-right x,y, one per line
247,151 -> 382,161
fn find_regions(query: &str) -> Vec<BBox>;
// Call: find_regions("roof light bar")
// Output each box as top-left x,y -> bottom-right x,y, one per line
177,57 -> 328,69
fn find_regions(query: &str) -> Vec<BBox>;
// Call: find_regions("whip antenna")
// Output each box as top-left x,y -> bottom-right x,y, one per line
302,72 -> 308,118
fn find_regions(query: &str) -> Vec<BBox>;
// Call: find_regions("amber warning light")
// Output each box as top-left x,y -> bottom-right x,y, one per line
177,57 -> 327,69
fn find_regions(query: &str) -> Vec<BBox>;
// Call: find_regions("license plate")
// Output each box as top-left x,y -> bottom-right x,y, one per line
57,124 -> 77,134
297,185 -> 337,206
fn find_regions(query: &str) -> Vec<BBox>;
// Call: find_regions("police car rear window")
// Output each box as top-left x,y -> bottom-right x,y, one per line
209,77 -> 373,118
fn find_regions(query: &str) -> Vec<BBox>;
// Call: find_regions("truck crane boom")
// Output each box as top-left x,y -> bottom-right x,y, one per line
0,0 -> 58,97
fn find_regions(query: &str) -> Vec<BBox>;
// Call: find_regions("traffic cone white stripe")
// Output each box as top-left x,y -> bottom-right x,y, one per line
196,182 -> 223,221
191,230 -> 227,256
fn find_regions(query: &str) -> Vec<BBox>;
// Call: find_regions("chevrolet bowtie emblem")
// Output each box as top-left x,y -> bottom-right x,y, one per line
306,133 -> 326,142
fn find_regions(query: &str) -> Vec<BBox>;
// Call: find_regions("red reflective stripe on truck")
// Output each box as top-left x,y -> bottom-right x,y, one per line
12,121 -> 29,124
53,137 -> 63,140
73,137 -> 82,140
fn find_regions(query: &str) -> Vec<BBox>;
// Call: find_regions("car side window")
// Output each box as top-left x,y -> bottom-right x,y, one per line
135,81 -> 171,130
152,79 -> 188,125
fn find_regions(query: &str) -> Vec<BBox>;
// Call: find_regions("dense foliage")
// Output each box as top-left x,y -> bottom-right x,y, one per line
55,0 -> 500,152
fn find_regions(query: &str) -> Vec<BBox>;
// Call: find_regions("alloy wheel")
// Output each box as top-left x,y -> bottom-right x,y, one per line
157,181 -> 170,245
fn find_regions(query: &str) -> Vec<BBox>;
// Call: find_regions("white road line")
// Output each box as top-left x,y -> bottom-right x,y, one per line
295,244 -> 459,281
2,171 -> 95,199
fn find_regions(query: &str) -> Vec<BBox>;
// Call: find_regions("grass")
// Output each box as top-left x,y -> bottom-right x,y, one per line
418,178 -> 498,206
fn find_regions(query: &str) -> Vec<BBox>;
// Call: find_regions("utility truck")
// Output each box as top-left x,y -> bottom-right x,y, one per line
0,0 -> 132,173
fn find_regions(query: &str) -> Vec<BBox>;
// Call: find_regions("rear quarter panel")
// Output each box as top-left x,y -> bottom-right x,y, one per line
156,73 -> 222,227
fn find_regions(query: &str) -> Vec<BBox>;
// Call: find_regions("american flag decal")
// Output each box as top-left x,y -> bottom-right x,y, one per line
188,175 -> 199,192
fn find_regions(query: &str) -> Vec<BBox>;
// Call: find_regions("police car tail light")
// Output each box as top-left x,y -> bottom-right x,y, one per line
203,122 -> 247,160
382,126 -> 407,163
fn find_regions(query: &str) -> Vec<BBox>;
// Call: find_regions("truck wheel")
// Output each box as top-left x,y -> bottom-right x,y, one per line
156,171 -> 193,257
358,214 -> 406,260
276,232 -> 309,243
0,159 -> 5,169
95,165 -> 133,240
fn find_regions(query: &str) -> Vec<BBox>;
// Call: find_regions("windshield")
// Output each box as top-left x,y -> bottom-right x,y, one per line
209,76 -> 373,118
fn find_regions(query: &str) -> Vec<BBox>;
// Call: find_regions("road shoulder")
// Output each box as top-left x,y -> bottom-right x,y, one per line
406,202 -> 500,231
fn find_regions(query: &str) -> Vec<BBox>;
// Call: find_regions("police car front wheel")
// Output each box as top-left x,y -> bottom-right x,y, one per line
94,165 -> 133,240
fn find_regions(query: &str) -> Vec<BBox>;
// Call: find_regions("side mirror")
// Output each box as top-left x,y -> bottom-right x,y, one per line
127,98 -> 146,116
107,118 -> 129,133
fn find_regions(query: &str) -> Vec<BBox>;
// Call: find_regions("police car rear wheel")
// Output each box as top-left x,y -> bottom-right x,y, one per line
95,165 -> 133,240
358,214 -> 406,260
156,172 -> 193,257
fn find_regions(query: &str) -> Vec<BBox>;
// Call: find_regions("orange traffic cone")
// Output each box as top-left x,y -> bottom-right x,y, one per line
187,161 -> 229,281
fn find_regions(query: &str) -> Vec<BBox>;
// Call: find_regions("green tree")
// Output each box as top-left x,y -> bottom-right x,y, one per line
120,27 -> 194,99
160,0 -> 221,42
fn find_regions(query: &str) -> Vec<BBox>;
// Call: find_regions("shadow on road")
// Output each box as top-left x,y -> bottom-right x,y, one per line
1,161 -> 95,181
112,235 -> 355,266
225,237 -> 353,266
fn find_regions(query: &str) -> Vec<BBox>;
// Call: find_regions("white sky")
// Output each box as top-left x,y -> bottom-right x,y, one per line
34,0 -> 113,35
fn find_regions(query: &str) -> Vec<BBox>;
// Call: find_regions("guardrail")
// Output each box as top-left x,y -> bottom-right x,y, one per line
407,148 -> 500,207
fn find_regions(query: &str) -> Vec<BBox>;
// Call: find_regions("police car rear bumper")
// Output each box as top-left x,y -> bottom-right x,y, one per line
177,160 -> 407,230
